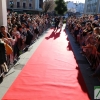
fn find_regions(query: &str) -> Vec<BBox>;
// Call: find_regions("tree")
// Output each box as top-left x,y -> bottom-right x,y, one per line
43,0 -> 53,13
55,0 -> 67,15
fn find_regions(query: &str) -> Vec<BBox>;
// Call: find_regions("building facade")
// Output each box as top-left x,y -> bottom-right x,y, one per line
67,1 -> 76,13
7,0 -> 43,13
76,3 -> 84,14
84,0 -> 100,14
66,1 -> 84,14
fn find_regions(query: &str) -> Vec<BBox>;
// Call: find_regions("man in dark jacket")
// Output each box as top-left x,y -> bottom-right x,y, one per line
54,17 -> 60,30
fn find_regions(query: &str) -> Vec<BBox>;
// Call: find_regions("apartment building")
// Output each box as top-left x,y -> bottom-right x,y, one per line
84,0 -> 100,14
7,0 -> 43,13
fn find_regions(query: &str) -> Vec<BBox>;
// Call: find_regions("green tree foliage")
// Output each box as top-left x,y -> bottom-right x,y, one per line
55,0 -> 67,15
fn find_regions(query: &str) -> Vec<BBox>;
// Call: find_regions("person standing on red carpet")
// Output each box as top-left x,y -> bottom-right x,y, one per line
54,17 -> 60,31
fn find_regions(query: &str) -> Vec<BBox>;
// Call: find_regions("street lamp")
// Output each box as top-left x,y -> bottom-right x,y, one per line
9,1 -> 14,8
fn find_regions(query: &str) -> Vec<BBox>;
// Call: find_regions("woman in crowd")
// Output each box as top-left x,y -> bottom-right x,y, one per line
0,12 -> 51,79
67,15 -> 100,77
33,22 -> 39,39
11,25 -> 21,62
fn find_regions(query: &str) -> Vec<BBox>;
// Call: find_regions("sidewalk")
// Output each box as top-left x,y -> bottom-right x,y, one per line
0,30 -> 48,99
66,29 -> 100,100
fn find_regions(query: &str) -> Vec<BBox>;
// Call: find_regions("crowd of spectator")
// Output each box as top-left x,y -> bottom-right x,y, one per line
0,12 -> 51,80
67,15 -> 100,78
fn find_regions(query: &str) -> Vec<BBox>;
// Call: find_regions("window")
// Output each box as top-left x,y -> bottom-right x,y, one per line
29,3 -> 32,8
23,3 -> 26,8
39,0 -> 43,8
17,2 -> 20,8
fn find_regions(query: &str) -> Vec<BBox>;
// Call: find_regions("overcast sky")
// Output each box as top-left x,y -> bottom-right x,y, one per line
65,0 -> 85,3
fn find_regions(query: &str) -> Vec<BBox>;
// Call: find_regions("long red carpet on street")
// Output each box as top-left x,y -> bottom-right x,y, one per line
2,28 -> 90,100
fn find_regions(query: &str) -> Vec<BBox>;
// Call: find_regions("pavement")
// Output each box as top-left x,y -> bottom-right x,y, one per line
0,29 -> 49,99
66,29 -> 100,100
0,25 -> 100,100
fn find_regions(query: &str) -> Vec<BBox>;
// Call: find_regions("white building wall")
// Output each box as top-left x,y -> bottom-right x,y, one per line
35,0 -> 41,10
67,2 -> 76,9
76,3 -> 84,13
0,0 -> 7,26
35,0 -> 37,9
67,1 -> 84,13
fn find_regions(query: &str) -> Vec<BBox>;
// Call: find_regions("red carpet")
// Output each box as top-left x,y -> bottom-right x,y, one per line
2,28 -> 90,100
